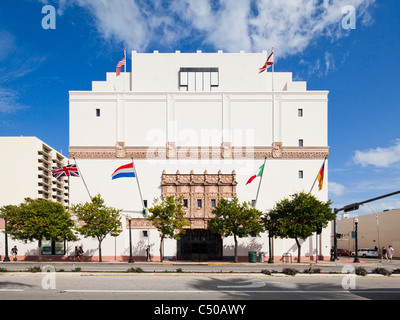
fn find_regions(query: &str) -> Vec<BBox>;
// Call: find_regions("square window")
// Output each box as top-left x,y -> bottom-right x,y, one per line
298,109 -> 303,117
299,170 -> 304,179
183,199 -> 188,208
96,109 -> 101,117
299,139 -> 304,147
143,200 -> 148,208
197,199 -> 202,208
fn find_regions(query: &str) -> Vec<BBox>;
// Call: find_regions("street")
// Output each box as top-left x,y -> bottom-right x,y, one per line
1,270 -> 400,300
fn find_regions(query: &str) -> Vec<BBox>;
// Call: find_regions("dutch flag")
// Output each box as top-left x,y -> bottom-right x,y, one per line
112,163 -> 136,180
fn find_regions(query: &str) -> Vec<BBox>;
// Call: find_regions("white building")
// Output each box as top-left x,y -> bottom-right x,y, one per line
65,50 -> 331,262
0,137 -> 70,258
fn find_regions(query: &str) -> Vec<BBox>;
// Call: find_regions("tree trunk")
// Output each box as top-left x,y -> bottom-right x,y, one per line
98,240 -> 103,262
38,240 -> 42,262
295,237 -> 301,263
234,234 -> 238,263
160,236 -> 164,262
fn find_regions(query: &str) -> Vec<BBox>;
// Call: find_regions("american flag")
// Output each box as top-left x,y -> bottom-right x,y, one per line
116,56 -> 126,76
52,165 -> 80,178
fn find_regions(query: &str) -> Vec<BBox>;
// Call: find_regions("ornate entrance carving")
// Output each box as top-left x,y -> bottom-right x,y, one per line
161,170 -> 237,229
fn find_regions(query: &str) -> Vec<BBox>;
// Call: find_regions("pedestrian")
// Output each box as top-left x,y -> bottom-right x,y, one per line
11,246 -> 18,261
78,246 -> 84,259
330,246 -> 335,261
146,245 -> 151,262
381,246 -> 388,262
74,246 -> 79,260
388,245 -> 394,263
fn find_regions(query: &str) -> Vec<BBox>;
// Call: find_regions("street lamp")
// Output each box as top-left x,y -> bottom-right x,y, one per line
127,214 -> 134,263
353,218 -> 360,263
3,220 -> 10,262
267,215 -> 274,264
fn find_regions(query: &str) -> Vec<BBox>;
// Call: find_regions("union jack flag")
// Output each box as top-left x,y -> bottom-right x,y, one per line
52,165 -> 80,178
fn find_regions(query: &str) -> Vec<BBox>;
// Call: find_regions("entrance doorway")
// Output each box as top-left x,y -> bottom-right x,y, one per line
177,230 -> 222,261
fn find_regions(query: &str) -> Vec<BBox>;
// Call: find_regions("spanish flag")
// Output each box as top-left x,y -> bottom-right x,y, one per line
317,162 -> 325,191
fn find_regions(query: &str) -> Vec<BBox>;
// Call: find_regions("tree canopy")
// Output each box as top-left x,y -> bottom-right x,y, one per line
71,194 -> 122,262
208,197 -> 264,263
0,198 -> 77,260
148,195 -> 190,262
267,191 -> 335,262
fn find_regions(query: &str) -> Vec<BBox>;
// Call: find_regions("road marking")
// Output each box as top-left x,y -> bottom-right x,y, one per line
60,289 -> 400,294
0,289 -> 24,292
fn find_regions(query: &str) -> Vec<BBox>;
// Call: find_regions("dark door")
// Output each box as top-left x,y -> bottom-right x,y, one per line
177,230 -> 222,261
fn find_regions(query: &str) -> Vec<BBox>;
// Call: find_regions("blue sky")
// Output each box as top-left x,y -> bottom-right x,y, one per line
1,0 -> 399,217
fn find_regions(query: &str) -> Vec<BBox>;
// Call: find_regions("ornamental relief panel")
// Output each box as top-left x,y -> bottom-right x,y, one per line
162,170 -> 237,229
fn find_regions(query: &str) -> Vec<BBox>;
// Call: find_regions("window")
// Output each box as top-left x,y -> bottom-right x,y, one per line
96,109 -> 101,117
143,200 -> 148,208
183,199 -> 188,208
298,109 -> 303,117
197,199 -> 202,208
299,170 -> 304,179
298,139 -> 304,147
142,230 -> 149,238
211,199 -> 216,208
251,200 -> 256,208
180,68 -> 219,92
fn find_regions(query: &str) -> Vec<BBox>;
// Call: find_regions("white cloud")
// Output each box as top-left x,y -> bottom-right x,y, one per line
353,139 -> 400,168
329,182 -> 346,196
0,87 -> 26,114
43,0 -> 375,56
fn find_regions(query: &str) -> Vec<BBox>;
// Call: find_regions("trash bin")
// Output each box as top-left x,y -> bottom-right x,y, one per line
248,251 -> 257,263
259,252 -> 265,263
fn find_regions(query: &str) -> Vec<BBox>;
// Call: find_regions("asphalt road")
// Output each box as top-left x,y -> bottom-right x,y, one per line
1,271 -> 400,301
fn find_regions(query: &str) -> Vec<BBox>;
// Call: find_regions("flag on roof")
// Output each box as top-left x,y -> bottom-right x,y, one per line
112,163 -> 136,180
52,165 -> 80,178
246,163 -> 265,185
116,56 -> 126,76
259,52 -> 274,74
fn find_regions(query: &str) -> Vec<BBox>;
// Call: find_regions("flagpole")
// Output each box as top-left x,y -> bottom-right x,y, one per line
131,155 -> 145,212
72,156 -> 92,199
254,154 -> 268,209
309,155 -> 328,194
124,48 -> 127,92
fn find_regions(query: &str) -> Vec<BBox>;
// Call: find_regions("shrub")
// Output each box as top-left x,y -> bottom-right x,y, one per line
126,267 -> 144,273
27,266 -> 42,273
371,267 -> 391,276
392,268 -> 400,274
303,267 -> 321,274
176,268 -> 183,273
355,267 -> 368,276
261,269 -> 272,275
282,268 -> 298,276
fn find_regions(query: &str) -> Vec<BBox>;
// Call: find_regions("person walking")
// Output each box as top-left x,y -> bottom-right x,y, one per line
11,246 -> 18,261
388,245 -> 394,263
381,247 -> 388,262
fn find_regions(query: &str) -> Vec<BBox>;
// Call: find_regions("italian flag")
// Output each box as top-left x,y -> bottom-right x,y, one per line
246,163 -> 265,185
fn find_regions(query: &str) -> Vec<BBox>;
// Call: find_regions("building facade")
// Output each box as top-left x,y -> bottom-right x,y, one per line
66,51 -> 330,262
0,137 -> 70,258
336,209 -> 400,258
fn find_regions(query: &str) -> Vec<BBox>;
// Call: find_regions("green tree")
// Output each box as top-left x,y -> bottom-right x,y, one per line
148,195 -> 190,262
208,197 -> 264,263
0,198 -> 77,261
71,194 -> 122,262
268,191 -> 335,263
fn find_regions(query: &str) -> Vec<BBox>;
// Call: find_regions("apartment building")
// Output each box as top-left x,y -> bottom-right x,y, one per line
0,136 -> 69,208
